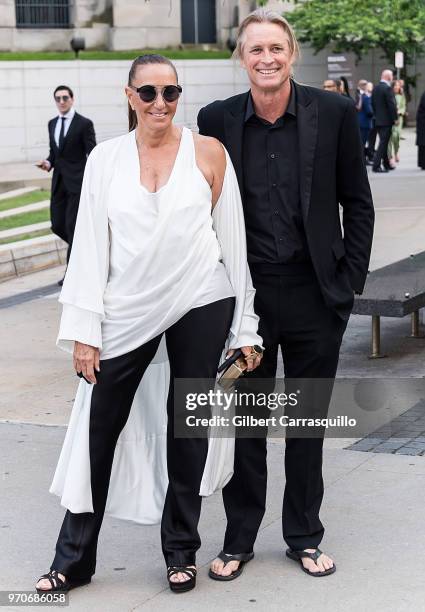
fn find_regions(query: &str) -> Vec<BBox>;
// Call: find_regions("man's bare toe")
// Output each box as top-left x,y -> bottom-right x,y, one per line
220,560 -> 240,576
301,550 -> 334,573
321,554 -> 334,571
210,557 -> 240,576
302,558 -> 320,573
211,559 -> 224,575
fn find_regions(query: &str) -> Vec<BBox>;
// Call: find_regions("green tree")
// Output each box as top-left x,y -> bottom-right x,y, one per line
286,0 -> 425,66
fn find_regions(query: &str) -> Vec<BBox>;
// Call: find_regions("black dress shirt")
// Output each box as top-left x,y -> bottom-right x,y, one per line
242,81 -> 310,264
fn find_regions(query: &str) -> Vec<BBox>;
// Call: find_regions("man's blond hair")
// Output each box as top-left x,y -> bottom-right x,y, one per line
233,8 -> 300,61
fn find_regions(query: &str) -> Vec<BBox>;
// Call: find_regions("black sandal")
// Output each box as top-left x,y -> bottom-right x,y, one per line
208,551 -> 254,581
35,569 -> 91,594
286,548 -> 336,577
167,565 -> 197,593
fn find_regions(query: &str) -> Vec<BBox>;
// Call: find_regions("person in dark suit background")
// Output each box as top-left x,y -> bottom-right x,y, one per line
38,85 -> 96,281
416,89 -> 425,170
356,79 -> 374,162
371,70 -> 398,173
198,8 -> 374,580
365,82 -> 377,161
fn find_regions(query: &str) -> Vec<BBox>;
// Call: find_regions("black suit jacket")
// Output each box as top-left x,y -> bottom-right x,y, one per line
47,112 -> 96,194
198,81 -> 374,319
371,82 -> 398,127
416,90 -> 425,147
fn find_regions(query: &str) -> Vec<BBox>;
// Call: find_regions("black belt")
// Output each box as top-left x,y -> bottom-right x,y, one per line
249,261 -> 314,275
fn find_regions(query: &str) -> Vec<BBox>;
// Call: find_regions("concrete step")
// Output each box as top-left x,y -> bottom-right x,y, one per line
0,186 -> 40,201
0,178 -> 52,195
0,200 -> 49,219
0,233 -> 66,281
0,221 -> 51,240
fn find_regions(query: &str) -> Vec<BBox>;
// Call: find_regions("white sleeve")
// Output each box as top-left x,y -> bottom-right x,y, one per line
212,150 -> 263,350
56,146 -> 110,353
57,305 -> 103,354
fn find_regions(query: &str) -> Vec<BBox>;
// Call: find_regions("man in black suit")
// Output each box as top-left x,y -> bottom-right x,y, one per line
371,70 -> 398,172
198,9 -> 374,579
38,85 -> 96,279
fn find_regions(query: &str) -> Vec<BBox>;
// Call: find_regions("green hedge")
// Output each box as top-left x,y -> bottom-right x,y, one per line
0,49 -> 232,61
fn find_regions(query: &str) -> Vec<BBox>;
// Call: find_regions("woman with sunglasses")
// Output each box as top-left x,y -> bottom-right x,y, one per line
35,54 -> 262,595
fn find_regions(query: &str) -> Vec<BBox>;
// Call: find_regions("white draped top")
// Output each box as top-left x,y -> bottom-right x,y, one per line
50,127 -> 262,524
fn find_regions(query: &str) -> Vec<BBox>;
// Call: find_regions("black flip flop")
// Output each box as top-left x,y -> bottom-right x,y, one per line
208,551 -> 254,581
286,548 -> 336,577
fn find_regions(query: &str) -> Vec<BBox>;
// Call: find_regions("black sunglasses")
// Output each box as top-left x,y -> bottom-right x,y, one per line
131,84 -> 182,103
55,95 -> 70,102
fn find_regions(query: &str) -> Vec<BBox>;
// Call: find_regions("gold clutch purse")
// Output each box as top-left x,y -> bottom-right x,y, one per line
217,346 -> 263,390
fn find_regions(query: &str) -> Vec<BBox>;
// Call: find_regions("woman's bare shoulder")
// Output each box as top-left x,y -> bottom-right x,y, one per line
192,132 -> 226,166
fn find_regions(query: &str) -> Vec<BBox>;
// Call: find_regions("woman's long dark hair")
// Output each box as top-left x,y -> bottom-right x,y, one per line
339,75 -> 352,99
128,54 -> 178,131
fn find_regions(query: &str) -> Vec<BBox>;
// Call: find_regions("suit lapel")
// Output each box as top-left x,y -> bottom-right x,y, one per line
295,83 -> 318,224
50,119 -> 59,153
223,94 -> 248,196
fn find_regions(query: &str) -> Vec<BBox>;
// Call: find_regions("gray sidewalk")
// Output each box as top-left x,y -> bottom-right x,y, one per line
0,128 -> 424,611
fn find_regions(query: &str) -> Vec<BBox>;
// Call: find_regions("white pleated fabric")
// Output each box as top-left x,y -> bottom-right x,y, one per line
50,127 -> 262,524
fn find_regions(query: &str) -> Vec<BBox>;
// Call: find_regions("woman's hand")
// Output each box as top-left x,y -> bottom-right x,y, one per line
73,341 -> 100,384
226,346 -> 262,373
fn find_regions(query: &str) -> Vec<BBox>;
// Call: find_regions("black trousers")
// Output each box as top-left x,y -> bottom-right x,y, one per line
367,125 -> 377,160
360,127 -> 370,148
51,297 -> 235,579
418,145 -> 425,169
373,125 -> 392,170
50,177 -> 80,263
222,264 -> 347,553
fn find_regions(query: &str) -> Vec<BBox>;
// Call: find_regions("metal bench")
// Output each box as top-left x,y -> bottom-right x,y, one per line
352,252 -> 425,358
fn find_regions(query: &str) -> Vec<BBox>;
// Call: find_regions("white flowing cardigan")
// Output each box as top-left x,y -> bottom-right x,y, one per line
50,130 -> 262,524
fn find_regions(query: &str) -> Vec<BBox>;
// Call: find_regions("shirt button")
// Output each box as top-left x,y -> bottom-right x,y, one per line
279,237 -> 284,242
272,183 -> 277,187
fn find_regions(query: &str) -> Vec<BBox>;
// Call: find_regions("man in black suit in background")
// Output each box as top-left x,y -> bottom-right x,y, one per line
198,9 -> 374,579
372,70 -> 398,172
38,85 -> 96,281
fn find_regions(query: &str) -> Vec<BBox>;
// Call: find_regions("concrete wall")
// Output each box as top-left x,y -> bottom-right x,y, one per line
111,0 -> 181,49
0,59 -> 250,163
74,0 -> 112,27
0,0 -> 15,27
0,24 -> 110,52
0,50 -> 423,164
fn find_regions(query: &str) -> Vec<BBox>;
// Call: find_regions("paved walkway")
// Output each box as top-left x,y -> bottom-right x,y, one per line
0,129 -> 424,611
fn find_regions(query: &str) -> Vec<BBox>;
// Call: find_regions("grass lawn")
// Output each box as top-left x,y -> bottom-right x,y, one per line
0,228 -> 52,245
0,208 -> 50,231
0,190 -> 50,213
0,49 -> 232,61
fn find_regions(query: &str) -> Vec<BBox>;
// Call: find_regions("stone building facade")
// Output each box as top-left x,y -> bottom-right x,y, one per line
0,0 -> 292,52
